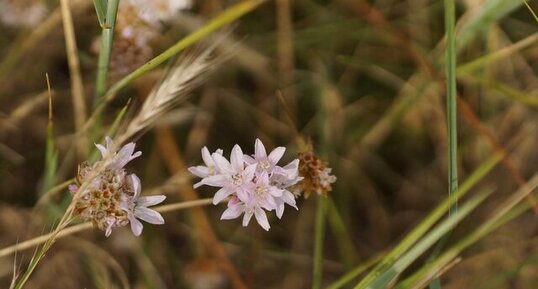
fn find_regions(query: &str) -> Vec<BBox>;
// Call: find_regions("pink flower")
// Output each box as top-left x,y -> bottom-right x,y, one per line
95,136 -> 142,170
120,174 -> 166,236
190,139 -> 302,231
188,147 -> 223,188
201,145 -> 257,205
244,138 -> 286,175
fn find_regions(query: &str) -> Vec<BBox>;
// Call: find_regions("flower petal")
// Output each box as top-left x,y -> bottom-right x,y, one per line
276,203 -> 285,219
221,204 -> 244,220
136,195 -> 166,207
212,153 -> 233,175
282,190 -> 297,208
268,147 -> 285,164
213,187 -> 234,204
95,143 -> 108,158
201,147 -> 213,166
254,138 -> 267,159
242,210 -> 253,227
134,207 -> 165,224
230,145 -> 244,173
188,166 -> 210,178
243,155 -> 256,165
129,216 -> 143,236
202,174 -> 229,187
130,174 -> 142,198
242,164 -> 257,183
254,207 -> 270,231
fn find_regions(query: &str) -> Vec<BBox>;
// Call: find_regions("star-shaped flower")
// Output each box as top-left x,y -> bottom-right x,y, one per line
120,174 -> 166,236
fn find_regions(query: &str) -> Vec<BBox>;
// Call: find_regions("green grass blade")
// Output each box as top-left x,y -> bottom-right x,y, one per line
92,0 -> 107,27
428,1 -> 458,288
395,174 -> 538,289
327,197 -> 360,268
445,0 -> 458,216
353,153 -> 502,289
313,197 -> 327,289
327,253 -> 384,289
363,190 -> 493,289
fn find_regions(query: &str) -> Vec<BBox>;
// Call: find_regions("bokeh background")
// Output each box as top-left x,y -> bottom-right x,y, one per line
1,0 -> 538,288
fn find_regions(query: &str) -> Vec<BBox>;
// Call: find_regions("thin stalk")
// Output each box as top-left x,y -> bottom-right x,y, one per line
313,197 -> 327,289
95,0 -> 119,100
429,1 -> 457,288
524,0 -> 538,22
0,198 -> 214,259
445,0 -> 458,216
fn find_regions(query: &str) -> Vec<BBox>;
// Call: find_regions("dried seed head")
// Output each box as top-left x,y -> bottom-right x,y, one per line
292,150 -> 337,198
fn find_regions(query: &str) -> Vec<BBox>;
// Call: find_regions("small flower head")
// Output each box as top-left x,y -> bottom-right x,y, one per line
120,174 -> 166,236
189,139 -> 302,231
188,147 -> 223,188
70,137 -> 165,237
292,150 -> 337,198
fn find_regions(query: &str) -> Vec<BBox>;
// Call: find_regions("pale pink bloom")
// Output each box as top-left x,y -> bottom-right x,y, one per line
221,172 -> 286,231
120,174 -> 166,236
188,147 -> 223,188
244,138 -> 286,175
191,140 -> 303,231
221,196 -> 271,231
202,145 -> 256,205
95,136 -> 142,170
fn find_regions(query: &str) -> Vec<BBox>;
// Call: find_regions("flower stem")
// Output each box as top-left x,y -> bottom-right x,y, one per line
94,0 -> 119,101
0,198 -> 214,259
429,1 -> 457,288
313,196 -> 327,289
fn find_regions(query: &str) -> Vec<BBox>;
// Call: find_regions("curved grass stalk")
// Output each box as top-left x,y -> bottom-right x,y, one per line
0,198 -> 214,259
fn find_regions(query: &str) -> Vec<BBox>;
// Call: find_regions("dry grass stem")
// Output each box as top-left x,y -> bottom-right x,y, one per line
0,198 -> 215,259
60,0 -> 88,158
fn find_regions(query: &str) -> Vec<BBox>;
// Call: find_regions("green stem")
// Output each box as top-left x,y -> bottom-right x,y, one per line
95,0 -> 119,101
313,196 -> 327,289
445,0 -> 458,215
429,1 -> 457,288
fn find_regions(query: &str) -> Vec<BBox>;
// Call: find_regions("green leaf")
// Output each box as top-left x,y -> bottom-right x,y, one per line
92,0 -> 107,27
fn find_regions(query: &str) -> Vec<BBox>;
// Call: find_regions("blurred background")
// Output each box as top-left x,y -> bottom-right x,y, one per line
1,0 -> 538,288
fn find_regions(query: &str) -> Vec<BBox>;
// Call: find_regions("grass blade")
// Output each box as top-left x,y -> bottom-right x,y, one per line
92,0 -> 107,27
353,153 -> 502,289
363,189 -> 493,289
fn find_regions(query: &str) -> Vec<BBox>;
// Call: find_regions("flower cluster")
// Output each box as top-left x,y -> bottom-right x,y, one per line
70,137 -> 165,237
189,139 -> 302,231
